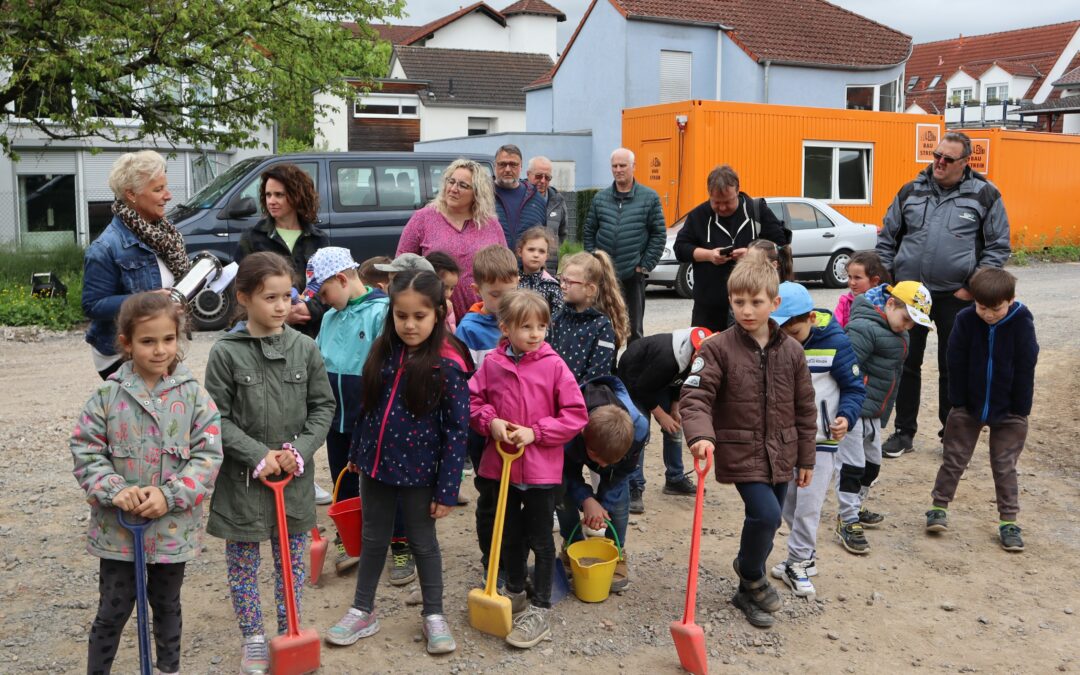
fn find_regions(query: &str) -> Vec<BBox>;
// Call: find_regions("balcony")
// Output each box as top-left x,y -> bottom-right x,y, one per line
944,99 -> 1034,128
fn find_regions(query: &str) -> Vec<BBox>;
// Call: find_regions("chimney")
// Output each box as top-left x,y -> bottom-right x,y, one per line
448,77 -> 455,98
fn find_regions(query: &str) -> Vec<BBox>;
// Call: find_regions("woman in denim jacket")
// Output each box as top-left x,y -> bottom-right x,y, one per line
82,150 -> 190,379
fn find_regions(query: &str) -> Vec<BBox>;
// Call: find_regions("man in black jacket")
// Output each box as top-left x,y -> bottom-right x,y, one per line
674,165 -> 788,331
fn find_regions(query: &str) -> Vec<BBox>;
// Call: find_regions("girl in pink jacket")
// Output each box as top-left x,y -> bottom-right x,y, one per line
469,289 -> 588,649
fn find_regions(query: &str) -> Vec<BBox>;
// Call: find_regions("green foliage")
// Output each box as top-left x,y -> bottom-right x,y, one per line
1,0 -> 403,158
574,189 -> 599,241
0,245 -> 88,329
1009,245 -> 1080,267
559,240 -> 584,259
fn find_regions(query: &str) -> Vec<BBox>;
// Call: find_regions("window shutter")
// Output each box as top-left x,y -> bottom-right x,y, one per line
660,50 -> 692,103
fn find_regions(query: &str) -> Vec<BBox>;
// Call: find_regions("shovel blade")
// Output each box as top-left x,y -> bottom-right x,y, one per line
467,588 -> 513,638
269,628 -> 321,675
308,537 -> 328,587
670,620 -> 708,675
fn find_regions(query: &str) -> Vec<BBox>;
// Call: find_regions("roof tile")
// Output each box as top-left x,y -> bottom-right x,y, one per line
393,46 -> 554,108
501,0 -> 566,21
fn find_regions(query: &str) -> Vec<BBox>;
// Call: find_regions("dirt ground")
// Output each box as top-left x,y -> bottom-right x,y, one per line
0,263 -> 1077,674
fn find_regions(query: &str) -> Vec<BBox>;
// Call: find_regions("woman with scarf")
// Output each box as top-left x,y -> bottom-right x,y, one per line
83,151 -> 190,379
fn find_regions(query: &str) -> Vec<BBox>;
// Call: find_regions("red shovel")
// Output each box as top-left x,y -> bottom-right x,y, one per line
261,474 -> 321,675
670,447 -> 713,675
308,526 -> 328,587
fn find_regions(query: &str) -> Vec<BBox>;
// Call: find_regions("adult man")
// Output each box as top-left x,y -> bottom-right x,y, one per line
584,148 -> 665,343
526,155 -> 567,274
673,165 -> 788,331
876,131 -> 1011,457
493,144 -> 546,247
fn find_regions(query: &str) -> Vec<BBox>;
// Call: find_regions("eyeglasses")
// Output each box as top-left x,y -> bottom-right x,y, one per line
558,276 -> 586,288
445,178 -> 473,191
932,151 -> 968,165
496,161 -> 521,170
531,173 -> 552,182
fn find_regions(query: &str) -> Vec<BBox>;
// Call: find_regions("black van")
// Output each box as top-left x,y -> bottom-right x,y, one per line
170,151 -> 493,329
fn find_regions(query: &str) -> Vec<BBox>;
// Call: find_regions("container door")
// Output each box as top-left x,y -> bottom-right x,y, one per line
640,141 -> 672,224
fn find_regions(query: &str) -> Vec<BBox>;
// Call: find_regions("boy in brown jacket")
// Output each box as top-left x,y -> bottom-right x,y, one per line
681,250 -> 817,628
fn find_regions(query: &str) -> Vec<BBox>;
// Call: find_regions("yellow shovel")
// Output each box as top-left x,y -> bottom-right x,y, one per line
468,440 -> 525,638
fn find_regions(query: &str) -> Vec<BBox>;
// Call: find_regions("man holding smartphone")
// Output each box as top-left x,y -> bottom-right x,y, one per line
674,164 -> 789,331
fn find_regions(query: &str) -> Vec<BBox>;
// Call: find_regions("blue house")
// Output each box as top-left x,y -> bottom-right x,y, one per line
416,0 -> 912,191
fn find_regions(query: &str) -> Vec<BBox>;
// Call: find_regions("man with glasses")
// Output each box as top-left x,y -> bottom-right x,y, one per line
527,155 -> 567,274
876,131 -> 1011,458
493,144 -> 547,247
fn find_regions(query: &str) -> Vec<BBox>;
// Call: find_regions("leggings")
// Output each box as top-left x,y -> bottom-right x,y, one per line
87,558 -> 185,675
226,534 -> 307,637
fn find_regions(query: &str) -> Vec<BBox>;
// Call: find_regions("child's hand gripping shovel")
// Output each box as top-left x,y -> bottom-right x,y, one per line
670,447 -> 713,675
468,441 -> 525,638
261,474 -> 321,675
117,511 -> 153,675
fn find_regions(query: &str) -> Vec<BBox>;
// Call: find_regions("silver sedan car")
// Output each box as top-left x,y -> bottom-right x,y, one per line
650,197 -> 878,297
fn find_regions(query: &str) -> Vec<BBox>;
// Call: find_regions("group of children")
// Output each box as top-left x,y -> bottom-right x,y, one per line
69,226 -> 1039,673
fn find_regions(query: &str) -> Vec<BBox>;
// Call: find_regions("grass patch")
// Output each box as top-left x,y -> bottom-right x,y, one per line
0,245 -> 87,330
559,240 -> 584,259
1009,245 -> 1080,267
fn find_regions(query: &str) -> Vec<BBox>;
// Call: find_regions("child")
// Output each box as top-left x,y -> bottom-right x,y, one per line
325,269 -> 469,655
680,250 -> 817,628
748,238 -> 795,282
926,268 -> 1038,552
769,283 -> 865,598
426,250 -> 461,333
837,280 -> 931,554
558,374 -> 648,592
834,251 -> 889,328
359,255 -> 392,292
516,226 -> 564,317
203,252 -> 335,675
616,327 -> 713,513
456,244 -> 520,370
547,250 -> 629,383
306,247 -> 389,574
470,289 -> 588,648
71,292 -> 222,675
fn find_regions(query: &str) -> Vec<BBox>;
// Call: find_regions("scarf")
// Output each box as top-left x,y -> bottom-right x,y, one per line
112,200 -> 191,280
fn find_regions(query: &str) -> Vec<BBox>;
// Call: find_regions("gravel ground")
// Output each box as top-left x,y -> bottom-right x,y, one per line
0,262 -> 1077,674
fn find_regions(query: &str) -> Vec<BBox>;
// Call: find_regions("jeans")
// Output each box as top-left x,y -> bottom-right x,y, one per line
502,486 -> 558,608
734,482 -> 788,582
893,290 -> 971,439
556,475 -> 630,549
629,390 -> 685,490
620,272 -> 646,344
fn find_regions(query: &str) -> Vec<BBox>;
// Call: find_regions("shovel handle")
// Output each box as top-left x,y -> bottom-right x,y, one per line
682,447 -> 712,626
495,440 -> 526,462
482,442 -> 524,596
259,474 -> 302,637
693,448 -> 713,478
117,511 -> 153,675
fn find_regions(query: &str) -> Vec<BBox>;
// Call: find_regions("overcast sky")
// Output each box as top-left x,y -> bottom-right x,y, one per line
396,0 -> 1078,45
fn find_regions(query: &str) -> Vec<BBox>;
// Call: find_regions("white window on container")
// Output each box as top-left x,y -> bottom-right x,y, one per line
467,117 -> 493,136
802,142 -> 872,204
659,50 -> 692,103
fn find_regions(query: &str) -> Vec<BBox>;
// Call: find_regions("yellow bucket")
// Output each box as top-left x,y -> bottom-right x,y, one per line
565,520 -> 622,603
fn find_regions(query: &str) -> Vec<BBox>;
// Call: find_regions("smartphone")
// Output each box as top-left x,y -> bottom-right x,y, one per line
717,245 -> 735,255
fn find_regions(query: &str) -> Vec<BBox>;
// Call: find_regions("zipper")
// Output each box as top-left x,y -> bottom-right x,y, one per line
760,347 -> 768,449
372,349 -> 407,478
981,324 -> 996,423
820,400 -> 831,439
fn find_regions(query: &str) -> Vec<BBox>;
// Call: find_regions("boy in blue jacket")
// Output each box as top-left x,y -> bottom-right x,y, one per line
927,268 -> 1038,552
308,247 -> 389,573
769,283 -> 865,598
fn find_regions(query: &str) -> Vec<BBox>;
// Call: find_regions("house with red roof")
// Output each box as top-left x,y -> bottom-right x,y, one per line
904,21 -> 1080,133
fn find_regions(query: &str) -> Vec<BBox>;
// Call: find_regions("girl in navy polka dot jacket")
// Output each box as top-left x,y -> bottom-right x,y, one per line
332,269 -> 472,653
547,250 -> 630,383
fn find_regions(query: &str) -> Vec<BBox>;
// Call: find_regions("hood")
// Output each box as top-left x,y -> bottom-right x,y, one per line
488,339 -> 561,367
111,360 -> 197,394
558,305 -> 604,323
849,293 -> 891,328
220,324 -> 303,346
672,328 -> 695,372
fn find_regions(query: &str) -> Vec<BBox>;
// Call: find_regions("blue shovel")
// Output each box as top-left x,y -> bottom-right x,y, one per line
118,511 -> 154,675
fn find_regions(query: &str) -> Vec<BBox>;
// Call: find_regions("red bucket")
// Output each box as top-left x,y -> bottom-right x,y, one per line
326,469 -> 363,558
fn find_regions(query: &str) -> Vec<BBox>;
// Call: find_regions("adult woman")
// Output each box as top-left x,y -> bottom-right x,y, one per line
83,151 -> 188,379
236,163 -> 329,337
396,158 -> 505,319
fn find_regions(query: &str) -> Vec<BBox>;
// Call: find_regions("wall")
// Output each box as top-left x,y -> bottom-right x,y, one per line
719,35 -> 762,102
526,86 -> 554,131
507,15 -> 558,61
419,106 -> 526,142
767,63 -> 905,109
624,20 -> 718,106
414,131 -> 593,190
423,12 -> 508,51
314,90 -> 348,151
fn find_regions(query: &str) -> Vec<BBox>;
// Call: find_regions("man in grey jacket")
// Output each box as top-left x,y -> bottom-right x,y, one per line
527,155 -> 567,274
876,131 -> 1011,457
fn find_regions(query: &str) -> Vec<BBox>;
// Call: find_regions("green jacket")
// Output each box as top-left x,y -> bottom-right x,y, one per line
203,326 -> 334,542
583,181 -> 666,280
844,295 -> 909,423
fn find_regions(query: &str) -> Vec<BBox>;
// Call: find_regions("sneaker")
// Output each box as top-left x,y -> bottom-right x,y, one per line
882,432 -> 914,458
552,511 -> 560,533
239,635 -> 270,674
771,560 -> 816,598
611,560 -> 630,593
422,614 -> 457,654
836,519 -> 871,554
732,590 -> 774,628
325,608 -> 380,646
314,482 -> 332,505
334,539 -> 360,574
629,488 -> 645,514
999,524 -> 1024,552
771,557 -> 818,580
925,508 -> 949,533
463,456 -> 475,477
499,588 -> 530,615
662,474 -> 697,496
858,507 -> 885,528
456,485 -> 470,505
505,606 -> 552,649
389,543 -> 417,586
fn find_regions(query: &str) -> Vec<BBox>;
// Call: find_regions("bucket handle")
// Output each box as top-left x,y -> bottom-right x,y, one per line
564,518 -> 624,561
331,466 -> 352,505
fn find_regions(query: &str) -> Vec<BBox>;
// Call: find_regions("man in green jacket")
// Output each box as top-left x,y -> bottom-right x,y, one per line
584,148 -> 666,343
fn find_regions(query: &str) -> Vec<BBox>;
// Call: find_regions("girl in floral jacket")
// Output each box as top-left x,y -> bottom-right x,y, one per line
71,292 -> 221,675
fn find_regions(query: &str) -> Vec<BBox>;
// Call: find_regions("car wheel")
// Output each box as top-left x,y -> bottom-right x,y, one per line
189,282 -> 235,331
824,250 -> 852,288
675,263 -> 694,299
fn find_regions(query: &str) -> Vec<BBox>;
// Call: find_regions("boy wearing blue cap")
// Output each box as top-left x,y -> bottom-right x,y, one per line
769,282 -> 865,598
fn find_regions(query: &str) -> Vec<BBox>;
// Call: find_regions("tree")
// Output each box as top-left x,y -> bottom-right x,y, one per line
0,0 -> 403,157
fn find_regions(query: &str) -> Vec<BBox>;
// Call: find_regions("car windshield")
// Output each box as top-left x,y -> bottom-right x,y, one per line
180,157 -> 265,209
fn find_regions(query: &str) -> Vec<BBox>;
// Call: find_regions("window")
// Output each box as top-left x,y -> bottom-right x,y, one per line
906,75 -> 919,91
659,50 -> 692,103
236,162 -> 318,207
928,75 -> 941,89
985,84 -> 1009,104
88,201 -> 115,240
335,166 -> 376,207
467,117 -> 493,136
879,80 -> 897,113
374,165 -> 421,208
785,202 -> 822,231
948,87 -> 973,107
18,174 -> 78,247
846,81 -> 900,112
766,202 -> 784,223
846,86 -> 875,111
802,142 -> 872,203
427,161 -> 492,199
353,95 -> 420,118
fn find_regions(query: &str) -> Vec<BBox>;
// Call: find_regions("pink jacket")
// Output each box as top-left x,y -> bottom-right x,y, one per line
470,341 -> 588,485
834,291 -> 855,328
